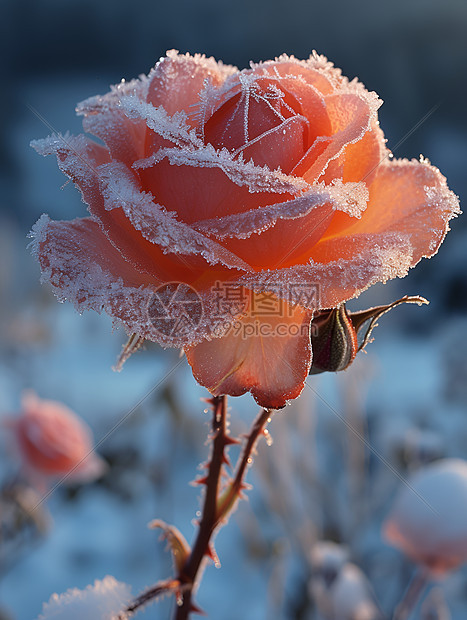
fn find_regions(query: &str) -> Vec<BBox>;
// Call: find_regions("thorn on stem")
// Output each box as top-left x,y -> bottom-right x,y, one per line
223,435 -> 241,446
190,601 -> 207,616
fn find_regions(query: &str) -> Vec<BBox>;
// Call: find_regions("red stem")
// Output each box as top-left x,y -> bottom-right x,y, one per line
216,408 -> 272,523
122,398 -> 273,619
174,395 -> 228,619
174,403 -> 273,619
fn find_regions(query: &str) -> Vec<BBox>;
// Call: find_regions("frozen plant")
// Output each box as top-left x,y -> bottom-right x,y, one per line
35,576 -> 132,620
309,541 -> 384,620
29,49 -> 459,618
4,390 -> 106,489
384,459 -> 467,618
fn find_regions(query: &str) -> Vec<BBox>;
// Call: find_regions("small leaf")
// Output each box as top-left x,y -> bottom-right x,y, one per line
149,519 -> 191,573
350,295 -> 428,352
113,333 -> 145,371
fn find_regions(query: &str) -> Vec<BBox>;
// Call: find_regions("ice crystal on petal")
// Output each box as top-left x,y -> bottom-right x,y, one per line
30,133 -> 108,192
76,76 -> 149,117
98,161 -> 252,271
76,81 -> 149,164
134,144 -> 308,195
120,96 -> 202,149
237,233 -> 414,309
194,181 -> 367,240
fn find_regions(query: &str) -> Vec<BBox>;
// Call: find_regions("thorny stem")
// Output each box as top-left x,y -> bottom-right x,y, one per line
393,568 -> 429,620
174,395 -> 229,619
121,396 -> 273,619
174,402 -> 273,619
118,579 -> 183,617
216,408 -> 272,522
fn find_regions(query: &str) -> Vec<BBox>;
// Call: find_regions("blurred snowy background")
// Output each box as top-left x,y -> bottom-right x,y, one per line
1,0 -> 467,618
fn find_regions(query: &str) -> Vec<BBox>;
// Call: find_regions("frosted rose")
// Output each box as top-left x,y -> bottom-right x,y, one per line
30,50 -> 459,409
6,391 -> 105,484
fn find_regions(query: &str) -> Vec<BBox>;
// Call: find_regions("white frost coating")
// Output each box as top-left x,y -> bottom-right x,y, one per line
76,80 -> 149,163
237,232 -> 414,309
149,49 -> 238,93
97,161 -> 253,272
36,576 -> 132,620
421,182 -> 462,256
194,180 -> 368,240
133,144 -> 308,195
30,133 -> 106,192
30,215 -> 250,349
256,52 -> 378,97
120,96 -> 202,149
384,459 -> 467,574
76,75 -> 149,117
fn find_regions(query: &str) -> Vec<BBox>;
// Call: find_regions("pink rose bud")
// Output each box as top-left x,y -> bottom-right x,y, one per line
6,391 -> 106,484
383,459 -> 467,577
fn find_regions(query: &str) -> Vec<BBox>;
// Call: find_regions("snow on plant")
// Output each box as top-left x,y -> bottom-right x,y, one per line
29,50 -> 459,618
384,459 -> 467,619
35,576 -> 132,620
309,541 -> 383,620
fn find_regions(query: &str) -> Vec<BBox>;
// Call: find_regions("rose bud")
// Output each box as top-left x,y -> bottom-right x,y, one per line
4,391 -> 106,487
309,304 -> 358,374
310,295 -> 428,374
29,51 -> 459,409
383,458 -> 467,577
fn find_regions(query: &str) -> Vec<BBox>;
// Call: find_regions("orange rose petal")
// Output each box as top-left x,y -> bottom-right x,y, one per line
99,160 -> 252,273
77,79 -> 148,166
146,50 -> 237,123
250,65 -> 332,141
295,92 -> 380,183
30,215 -> 248,347
30,214 -> 158,298
185,294 -> 313,409
322,158 -> 461,265
30,214 -> 178,344
215,208 -> 333,270
239,232 -> 414,309
203,77 -> 309,173
137,154 -> 303,223
322,122 -> 386,187
238,115 -> 308,173
204,88 -> 285,152
195,181 -> 368,269
32,135 -> 241,285
252,57 -> 337,96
